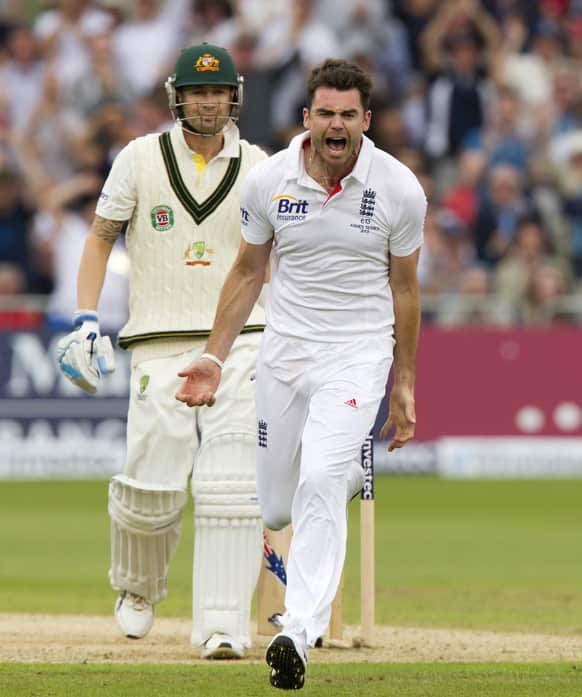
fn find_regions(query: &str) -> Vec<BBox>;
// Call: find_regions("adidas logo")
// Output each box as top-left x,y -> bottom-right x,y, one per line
344,398 -> 358,409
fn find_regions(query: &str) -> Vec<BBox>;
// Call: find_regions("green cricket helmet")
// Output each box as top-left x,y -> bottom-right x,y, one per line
165,43 -> 244,132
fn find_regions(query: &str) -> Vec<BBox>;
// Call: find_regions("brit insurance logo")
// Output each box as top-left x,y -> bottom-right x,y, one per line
184,241 -> 214,266
350,188 -> 378,234
272,194 -> 309,222
151,205 -> 174,232
240,206 -> 250,226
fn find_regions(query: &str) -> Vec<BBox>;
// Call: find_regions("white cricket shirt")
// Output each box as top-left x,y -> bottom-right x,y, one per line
240,131 -> 426,343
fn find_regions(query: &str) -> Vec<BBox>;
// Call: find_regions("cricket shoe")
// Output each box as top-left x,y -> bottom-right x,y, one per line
114,591 -> 154,639
200,633 -> 245,659
266,632 -> 307,690
347,459 -> 365,502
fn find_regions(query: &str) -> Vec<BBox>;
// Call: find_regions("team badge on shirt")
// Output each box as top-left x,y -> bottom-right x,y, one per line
184,241 -> 214,266
350,188 -> 378,234
195,53 -> 220,72
151,205 -> 174,231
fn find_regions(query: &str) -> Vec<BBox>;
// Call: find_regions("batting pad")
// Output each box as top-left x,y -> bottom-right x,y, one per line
190,433 -> 262,647
108,474 -> 188,604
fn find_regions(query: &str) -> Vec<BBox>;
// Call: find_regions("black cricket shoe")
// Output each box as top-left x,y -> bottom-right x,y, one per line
266,633 -> 307,690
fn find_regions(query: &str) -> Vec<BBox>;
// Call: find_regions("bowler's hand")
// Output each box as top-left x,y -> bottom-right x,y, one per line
379,385 -> 416,452
176,359 -> 221,407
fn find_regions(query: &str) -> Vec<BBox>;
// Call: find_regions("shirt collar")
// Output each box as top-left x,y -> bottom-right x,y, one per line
284,130 -> 374,185
170,119 -> 240,159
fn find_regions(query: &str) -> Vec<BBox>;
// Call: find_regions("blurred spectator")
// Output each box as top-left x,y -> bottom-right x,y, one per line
255,0 -> 342,147
14,69 -> 89,190
474,163 -> 532,266
113,0 -> 191,97
392,0 -> 439,72
31,171 -> 129,332
313,0 -> 412,98
85,101 -> 136,173
230,32 -> 275,151
538,61 -> 582,142
440,149 -> 482,230
436,263 -> 514,325
0,25 -> 46,133
422,0 -> 498,191
132,86 -> 173,137
188,0 -> 238,49
518,261 -> 570,324
497,14 -> 566,108
550,130 -> 582,277
462,84 -> 532,175
254,0 -> 341,70
33,0 -> 114,90
418,207 -> 476,295
65,31 -> 135,118
421,0 -> 500,75
368,100 -> 410,157
494,215 -> 572,303
0,169 -> 50,294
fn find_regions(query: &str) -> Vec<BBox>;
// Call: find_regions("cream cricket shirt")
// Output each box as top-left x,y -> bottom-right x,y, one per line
240,131 -> 426,343
96,121 -> 266,352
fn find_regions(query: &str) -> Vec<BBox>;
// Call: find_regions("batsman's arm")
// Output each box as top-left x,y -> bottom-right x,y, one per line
204,238 -> 273,362
380,248 -> 421,451
77,215 -> 126,309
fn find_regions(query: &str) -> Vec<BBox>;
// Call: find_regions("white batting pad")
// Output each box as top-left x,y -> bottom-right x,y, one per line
108,474 -> 188,604
190,433 -> 263,647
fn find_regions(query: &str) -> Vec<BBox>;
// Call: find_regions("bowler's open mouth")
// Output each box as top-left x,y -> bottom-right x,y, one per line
326,137 -> 347,151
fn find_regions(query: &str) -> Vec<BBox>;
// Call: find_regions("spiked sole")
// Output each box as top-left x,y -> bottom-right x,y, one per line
266,636 -> 306,690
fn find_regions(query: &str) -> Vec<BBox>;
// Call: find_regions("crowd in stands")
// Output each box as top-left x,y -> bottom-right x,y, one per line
1,0 -> 582,331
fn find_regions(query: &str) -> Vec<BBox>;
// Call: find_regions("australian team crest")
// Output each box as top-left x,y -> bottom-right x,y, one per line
137,374 -> 150,401
184,241 -> 213,266
151,205 -> 174,231
195,53 -> 220,72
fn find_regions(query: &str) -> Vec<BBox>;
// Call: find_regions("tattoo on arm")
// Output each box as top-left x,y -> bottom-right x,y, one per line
92,215 -> 126,243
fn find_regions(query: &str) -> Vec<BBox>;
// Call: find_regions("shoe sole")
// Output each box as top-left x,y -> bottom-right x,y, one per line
266,637 -> 305,690
202,644 -> 243,660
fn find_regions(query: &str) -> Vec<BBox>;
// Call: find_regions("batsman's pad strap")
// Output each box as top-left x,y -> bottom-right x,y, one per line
108,474 -> 188,535
192,432 -> 260,518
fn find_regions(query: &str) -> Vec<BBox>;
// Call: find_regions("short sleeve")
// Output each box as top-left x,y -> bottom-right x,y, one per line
240,165 -> 273,245
390,173 -> 427,257
95,141 -> 138,221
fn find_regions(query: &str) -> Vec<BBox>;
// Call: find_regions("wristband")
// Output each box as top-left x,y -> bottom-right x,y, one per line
200,352 -> 224,370
73,309 -> 99,327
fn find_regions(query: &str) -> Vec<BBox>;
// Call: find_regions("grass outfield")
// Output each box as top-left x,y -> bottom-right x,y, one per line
0,477 -> 581,633
1,663 -> 582,697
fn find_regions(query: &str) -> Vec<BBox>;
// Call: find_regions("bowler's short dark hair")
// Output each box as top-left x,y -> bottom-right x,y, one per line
306,59 -> 373,111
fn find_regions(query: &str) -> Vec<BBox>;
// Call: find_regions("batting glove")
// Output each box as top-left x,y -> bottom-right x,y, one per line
56,310 -> 116,394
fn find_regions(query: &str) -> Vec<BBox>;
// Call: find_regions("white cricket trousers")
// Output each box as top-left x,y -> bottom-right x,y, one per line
255,328 -> 393,646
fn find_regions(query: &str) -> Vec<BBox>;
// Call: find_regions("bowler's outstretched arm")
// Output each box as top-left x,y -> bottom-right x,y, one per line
176,238 -> 272,407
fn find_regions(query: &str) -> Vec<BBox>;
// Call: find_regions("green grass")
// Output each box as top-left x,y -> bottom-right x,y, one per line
0,478 -> 581,634
1,663 -> 581,697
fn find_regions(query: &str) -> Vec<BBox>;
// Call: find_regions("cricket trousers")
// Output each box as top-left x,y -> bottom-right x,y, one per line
254,327 -> 393,646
